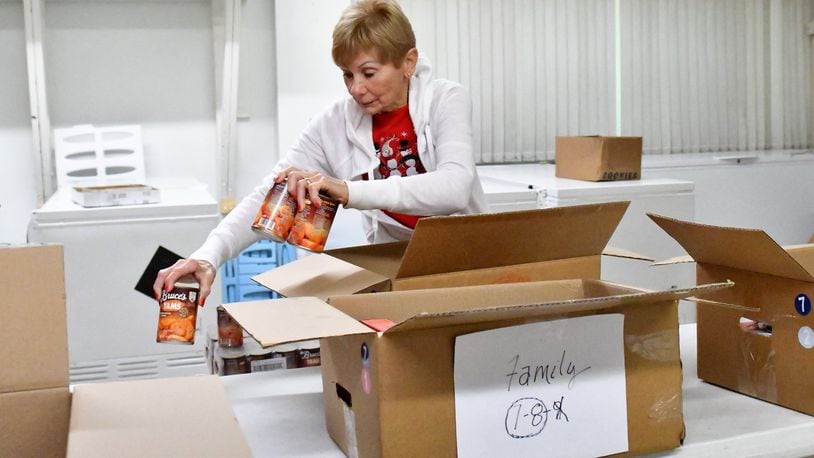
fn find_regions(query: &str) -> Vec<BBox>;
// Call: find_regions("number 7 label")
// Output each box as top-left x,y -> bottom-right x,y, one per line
796,294 -> 811,316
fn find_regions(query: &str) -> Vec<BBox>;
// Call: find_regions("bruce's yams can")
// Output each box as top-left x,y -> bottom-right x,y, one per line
252,182 -> 338,253
156,281 -> 199,344
287,194 -> 338,252
252,182 -> 297,243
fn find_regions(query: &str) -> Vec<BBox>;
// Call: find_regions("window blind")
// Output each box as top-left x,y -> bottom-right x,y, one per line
401,0 -> 617,163
621,0 -> 812,154
401,0 -> 812,162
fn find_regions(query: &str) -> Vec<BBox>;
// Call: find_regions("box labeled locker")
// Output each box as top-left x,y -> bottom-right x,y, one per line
556,136 -> 642,181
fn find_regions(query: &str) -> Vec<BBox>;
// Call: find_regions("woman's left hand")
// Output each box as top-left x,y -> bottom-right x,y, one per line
276,167 -> 349,210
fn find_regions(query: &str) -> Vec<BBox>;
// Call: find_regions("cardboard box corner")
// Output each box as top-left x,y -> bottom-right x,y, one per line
0,244 -> 251,458
555,135 -> 642,181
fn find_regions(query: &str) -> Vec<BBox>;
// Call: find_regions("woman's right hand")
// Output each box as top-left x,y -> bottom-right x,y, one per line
276,166 -> 349,210
153,258 -> 217,307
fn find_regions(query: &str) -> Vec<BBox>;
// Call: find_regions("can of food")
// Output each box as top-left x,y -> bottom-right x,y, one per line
252,181 -> 297,242
217,347 -> 250,376
296,339 -> 321,368
245,338 -> 287,372
204,324 -> 219,374
156,281 -> 199,344
270,343 -> 300,369
286,194 -> 338,252
217,306 -> 244,348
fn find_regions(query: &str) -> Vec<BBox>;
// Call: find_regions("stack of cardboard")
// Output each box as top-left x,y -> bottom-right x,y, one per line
71,184 -> 160,208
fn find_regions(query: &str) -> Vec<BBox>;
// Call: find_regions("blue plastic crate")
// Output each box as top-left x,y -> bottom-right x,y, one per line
220,240 -> 296,302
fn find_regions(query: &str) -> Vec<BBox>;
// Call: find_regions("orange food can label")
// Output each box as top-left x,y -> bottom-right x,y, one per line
156,286 -> 199,345
252,182 -> 297,243
217,306 -> 244,348
287,195 -> 338,252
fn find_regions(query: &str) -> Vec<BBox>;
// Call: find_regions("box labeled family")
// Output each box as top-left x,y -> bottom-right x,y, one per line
223,203 -> 731,456
650,213 -> 814,416
225,278 -> 729,457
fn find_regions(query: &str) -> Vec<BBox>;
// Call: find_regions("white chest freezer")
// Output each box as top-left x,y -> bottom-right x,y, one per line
478,175 -> 539,213
27,178 -> 222,383
477,163 -> 698,323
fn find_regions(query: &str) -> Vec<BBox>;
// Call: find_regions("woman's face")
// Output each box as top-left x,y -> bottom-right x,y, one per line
340,49 -> 416,115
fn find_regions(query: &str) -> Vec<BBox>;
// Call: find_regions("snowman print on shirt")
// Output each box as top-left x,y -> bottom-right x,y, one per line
374,133 -> 426,179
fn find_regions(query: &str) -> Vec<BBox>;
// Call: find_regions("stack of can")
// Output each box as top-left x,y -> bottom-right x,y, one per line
205,309 -> 321,377
251,181 -> 338,252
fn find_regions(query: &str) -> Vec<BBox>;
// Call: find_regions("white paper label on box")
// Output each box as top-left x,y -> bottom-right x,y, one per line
342,403 -> 359,458
454,314 -> 628,458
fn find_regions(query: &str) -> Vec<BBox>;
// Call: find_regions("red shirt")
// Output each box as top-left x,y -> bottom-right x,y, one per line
368,104 -> 427,229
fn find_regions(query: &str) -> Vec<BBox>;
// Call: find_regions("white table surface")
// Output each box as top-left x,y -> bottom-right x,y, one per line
223,324 -> 814,458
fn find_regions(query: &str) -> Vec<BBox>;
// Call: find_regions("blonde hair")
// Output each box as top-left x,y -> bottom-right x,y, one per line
332,0 -> 416,68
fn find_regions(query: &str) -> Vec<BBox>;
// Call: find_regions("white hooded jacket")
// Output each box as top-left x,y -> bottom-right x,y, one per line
191,56 -> 487,268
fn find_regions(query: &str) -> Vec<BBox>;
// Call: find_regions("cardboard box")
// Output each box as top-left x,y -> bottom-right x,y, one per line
252,201 -> 646,299
221,203 -> 730,456
555,136 -> 642,181
0,245 -> 251,457
224,279 -> 728,457
649,213 -> 814,416
71,184 -> 160,207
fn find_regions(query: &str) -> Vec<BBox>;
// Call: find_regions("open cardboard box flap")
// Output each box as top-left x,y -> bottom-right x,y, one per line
1,244 -> 69,394
221,296 -> 374,346
251,253 -> 391,299
223,279 -> 732,348
0,244 -> 251,458
254,201 -> 632,298
67,376 -> 250,457
784,243 -> 814,272
648,213 -> 814,282
395,202 -> 629,278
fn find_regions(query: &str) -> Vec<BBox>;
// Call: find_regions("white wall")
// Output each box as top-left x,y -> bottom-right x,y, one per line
232,0 -> 279,200
644,153 -> 814,245
44,0 -> 218,190
274,0 -> 347,159
1,0 -> 284,244
0,1 -> 37,244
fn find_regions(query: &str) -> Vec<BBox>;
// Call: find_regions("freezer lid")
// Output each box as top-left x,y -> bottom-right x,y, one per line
477,163 -> 694,199
476,163 -> 550,188
30,181 -> 219,224
545,178 -> 694,200
478,175 -> 540,205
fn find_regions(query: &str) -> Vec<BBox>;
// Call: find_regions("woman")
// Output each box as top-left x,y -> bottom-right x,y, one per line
154,0 -> 486,305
